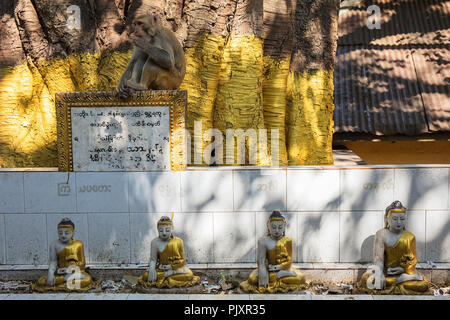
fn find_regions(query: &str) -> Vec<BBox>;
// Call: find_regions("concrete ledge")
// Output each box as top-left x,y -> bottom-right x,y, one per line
2,262 -> 448,271
1,263 -> 448,285
0,293 -> 449,300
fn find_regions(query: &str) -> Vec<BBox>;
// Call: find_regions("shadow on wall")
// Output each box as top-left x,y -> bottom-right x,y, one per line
360,235 -> 375,262
117,167 -> 450,265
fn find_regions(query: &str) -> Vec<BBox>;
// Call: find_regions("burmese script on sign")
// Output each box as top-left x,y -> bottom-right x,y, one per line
71,106 -> 170,171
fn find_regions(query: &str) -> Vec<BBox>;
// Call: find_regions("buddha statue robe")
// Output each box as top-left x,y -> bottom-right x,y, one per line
359,230 -> 429,295
32,240 -> 95,292
239,236 -> 307,293
138,237 -> 200,288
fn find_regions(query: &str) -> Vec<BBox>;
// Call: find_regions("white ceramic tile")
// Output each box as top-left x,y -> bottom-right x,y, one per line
298,212 -> 339,263
339,211 -> 383,263
234,170 -> 286,211
24,172 -> 77,213
172,212 -> 214,264
128,172 -> 181,213
340,169 -> 394,211
394,168 -> 449,210
5,214 -> 48,265
405,211 -> 426,262
130,212 -> 161,264
255,212 -> 298,262
181,171 -> 233,212
0,172 -> 24,213
0,215 -> 4,264
76,172 -> 128,212
287,170 -> 340,211
213,212 -> 256,263
88,213 -> 131,264
426,211 -> 450,262
46,214 -> 90,263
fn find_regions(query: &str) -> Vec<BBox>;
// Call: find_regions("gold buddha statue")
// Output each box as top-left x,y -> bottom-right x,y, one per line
32,218 -> 95,292
239,211 -> 308,293
138,216 -> 200,288
358,201 -> 430,295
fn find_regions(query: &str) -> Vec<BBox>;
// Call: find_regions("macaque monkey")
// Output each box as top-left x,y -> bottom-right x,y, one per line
117,14 -> 186,98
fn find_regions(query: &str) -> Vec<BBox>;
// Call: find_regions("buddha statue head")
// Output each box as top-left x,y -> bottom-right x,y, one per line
157,216 -> 173,241
57,218 -> 75,244
266,211 -> 286,240
384,200 -> 407,232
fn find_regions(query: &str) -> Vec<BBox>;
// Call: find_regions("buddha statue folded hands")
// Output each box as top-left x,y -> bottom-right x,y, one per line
358,201 -> 430,295
239,211 -> 308,293
138,216 -> 200,288
32,218 -> 95,292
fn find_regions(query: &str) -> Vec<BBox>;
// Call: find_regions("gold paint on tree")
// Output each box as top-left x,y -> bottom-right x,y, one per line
213,35 -> 270,166
286,69 -> 334,165
262,57 -> 290,166
0,34 -> 335,168
179,34 -> 225,166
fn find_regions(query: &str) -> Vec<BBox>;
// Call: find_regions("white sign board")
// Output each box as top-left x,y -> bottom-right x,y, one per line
71,106 -> 170,171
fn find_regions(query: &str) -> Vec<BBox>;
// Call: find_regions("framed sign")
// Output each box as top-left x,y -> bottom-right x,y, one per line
56,90 -> 187,172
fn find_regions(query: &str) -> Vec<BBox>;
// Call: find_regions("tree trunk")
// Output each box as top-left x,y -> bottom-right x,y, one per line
0,0 -> 339,167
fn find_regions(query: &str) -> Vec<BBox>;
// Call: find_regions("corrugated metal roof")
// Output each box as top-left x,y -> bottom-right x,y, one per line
334,0 -> 450,135
338,0 -> 450,45
334,46 -> 429,135
412,47 -> 450,132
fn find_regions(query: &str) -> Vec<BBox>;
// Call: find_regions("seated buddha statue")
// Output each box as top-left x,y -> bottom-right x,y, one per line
138,216 -> 200,288
32,218 -> 95,292
358,201 -> 430,295
239,211 -> 308,293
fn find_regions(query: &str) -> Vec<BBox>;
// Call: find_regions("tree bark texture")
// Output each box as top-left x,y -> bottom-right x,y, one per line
0,0 -> 339,167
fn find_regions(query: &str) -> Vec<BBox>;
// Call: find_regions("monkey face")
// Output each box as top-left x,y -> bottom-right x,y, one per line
131,20 -> 147,38
131,15 -> 157,38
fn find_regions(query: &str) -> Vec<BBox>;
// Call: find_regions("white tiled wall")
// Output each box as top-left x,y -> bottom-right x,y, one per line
0,173 -> 24,213
76,172 -> 129,213
213,212 -> 256,263
130,212 -> 159,264
0,215 -> 5,264
287,170 -> 339,211
24,172 -> 77,213
234,170 -> 286,211
4,214 -> 48,265
426,211 -> 450,262
297,212 -> 339,263
339,211 -> 383,262
0,166 -> 449,265
88,213 -> 131,264
181,171 -> 233,212
340,169 -> 394,211
394,168 -> 449,210
128,172 -> 181,213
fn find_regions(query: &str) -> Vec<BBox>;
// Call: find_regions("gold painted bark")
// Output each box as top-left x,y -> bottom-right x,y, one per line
0,0 -> 339,167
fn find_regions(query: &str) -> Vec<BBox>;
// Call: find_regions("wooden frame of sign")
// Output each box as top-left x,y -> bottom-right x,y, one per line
56,90 -> 187,172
